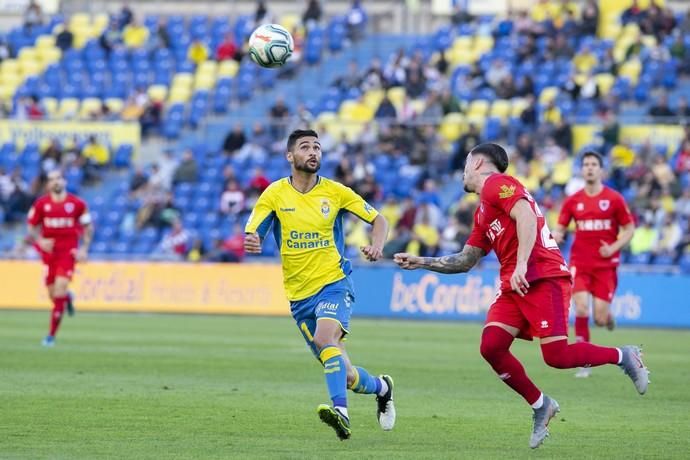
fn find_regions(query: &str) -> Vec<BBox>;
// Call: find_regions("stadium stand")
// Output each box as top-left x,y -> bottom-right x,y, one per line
1,0 -> 690,270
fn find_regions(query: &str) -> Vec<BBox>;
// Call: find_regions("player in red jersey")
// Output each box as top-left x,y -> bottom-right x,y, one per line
553,151 -> 635,378
26,170 -> 93,347
394,144 -> 648,449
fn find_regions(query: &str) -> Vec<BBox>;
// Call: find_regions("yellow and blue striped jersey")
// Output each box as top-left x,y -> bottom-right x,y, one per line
245,176 -> 379,301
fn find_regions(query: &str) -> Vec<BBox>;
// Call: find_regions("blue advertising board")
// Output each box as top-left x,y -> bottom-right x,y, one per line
351,266 -> 690,328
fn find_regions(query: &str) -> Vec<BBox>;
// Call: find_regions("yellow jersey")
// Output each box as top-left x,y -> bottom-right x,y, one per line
245,176 -> 379,301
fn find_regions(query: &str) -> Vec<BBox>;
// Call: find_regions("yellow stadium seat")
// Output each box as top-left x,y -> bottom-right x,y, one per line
339,101 -> 374,123
473,35 -> 494,53
37,47 -> 61,65
147,85 -> 168,103
316,111 -> 337,127
465,114 -> 486,129
641,35 -> 657,48
387,86 -> 407,110
69,13 -> 90,30
511,98 -> 529,118
618,58 -> 642,85
467,100 -> 489,117
172,73 -> 194,88
439,113 -> 466,142
36,35 -> 55,49
279,14 -> 301,33
595,73 -> 616,96
72,32 -> 89,49
18,48 -> 38,62
105,98 -> 124,113
621,22 -> 640,39
58,98 -> 80,119
1,59 -> 19,74
42,97 -> 58,117
194,73 -> 215,90
217,60 -> 239,78
0,85 -> 12,101
539,86 -> 560,104
489,100 -> 511,120
340,122 -> 364,142
169,87 -> 192,103
452,36 -> 473,51
197,60 -> 217,76
0,72 -> 20,87
80,98 -> 102,118
449,47 -> 479,66
363,89 -> 385,110
93,13 -> 109,30
410,99 -> 426,115
19,60 -> 41,77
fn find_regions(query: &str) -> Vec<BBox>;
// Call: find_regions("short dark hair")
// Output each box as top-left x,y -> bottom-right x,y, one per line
287,129 -> 319,151
469,143 -> 509,173
581,150 -> 603,167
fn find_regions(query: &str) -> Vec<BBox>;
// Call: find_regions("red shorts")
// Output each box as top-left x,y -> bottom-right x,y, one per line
43,254 -> 76,286
486,277 -> 572,340
571,265 -> 618,303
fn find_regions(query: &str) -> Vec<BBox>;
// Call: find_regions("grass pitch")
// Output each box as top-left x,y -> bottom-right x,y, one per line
1,310 -> 689,459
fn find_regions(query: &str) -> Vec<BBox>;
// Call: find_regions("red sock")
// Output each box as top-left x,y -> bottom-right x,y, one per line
49,296 -> 68,337
541,338 -> 619,369
480,326 -> 542,405
575,316 -> 590,343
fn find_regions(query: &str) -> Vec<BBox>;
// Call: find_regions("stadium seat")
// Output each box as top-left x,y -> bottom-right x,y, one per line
57,98 -> 80,119
439,113 -> 466,142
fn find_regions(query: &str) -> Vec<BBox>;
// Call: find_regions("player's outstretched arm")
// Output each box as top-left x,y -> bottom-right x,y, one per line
244,232 -> 263,254
393,245 -> 486,274
360,214 -> 388,262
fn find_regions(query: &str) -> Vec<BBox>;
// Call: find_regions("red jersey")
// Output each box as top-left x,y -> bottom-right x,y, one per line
28,194 -> 90,254
558,186 -> 633,269
467,174 -> 570,292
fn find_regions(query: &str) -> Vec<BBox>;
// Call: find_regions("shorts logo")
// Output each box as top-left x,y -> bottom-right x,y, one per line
577,202 -> 584,211
498,184 -> 516,199
320,199 -> 330,218
540,320 -> 549,329
599,200 -> 610,211
317,301 -> 338,312
64,202 -> 75,214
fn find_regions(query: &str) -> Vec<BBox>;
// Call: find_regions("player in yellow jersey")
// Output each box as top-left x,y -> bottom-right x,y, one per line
244,129 -> 395,440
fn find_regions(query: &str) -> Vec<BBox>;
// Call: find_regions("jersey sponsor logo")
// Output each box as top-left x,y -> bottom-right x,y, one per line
64,202 -> 75,214
599,199 -> 610,211
44,217 -> 75,228
540,320 -> 549,329
576,219 -> 612,231
498,184 -> 516,199
320,199 -> 330,218
486,218 -> 505,242
577,202 -> 584,211
280,207 -> 296,212
285,230 -> 331,249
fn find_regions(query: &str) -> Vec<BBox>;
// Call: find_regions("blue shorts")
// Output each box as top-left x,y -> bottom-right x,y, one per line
290,277 -> 355,357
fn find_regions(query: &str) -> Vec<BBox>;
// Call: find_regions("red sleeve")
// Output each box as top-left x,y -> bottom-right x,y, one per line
614,194 -> 633,226
466,211 -> 492,253
557,197 -> 573,227
27,198 -> 43,225
481,175 -> 527,216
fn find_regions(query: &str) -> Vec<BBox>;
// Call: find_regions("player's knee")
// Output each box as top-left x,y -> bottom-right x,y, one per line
479,339 -> 500,363
541,343 -> 570,369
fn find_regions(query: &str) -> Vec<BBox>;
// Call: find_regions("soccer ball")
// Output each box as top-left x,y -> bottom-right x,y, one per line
248,24 -> 294,68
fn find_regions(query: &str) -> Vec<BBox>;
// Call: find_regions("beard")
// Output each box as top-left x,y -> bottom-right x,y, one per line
295,158 -> 320,173
50,185 -> 64,194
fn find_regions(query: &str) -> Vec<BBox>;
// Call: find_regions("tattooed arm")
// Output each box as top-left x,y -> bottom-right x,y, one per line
393,245 -> 486,274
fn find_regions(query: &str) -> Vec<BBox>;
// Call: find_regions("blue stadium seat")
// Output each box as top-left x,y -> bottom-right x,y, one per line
628,252 -> 652,265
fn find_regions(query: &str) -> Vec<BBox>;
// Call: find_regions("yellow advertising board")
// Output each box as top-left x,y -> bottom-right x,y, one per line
0,120 -> 140,151
573,124 -> 685,155
0,261 -> 289,315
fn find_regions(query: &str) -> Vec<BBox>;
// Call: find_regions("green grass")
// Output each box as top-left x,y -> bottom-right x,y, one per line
1,310 -> 689,459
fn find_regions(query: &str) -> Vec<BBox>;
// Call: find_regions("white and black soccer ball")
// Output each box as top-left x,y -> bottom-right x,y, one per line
248,24 -> 294,68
